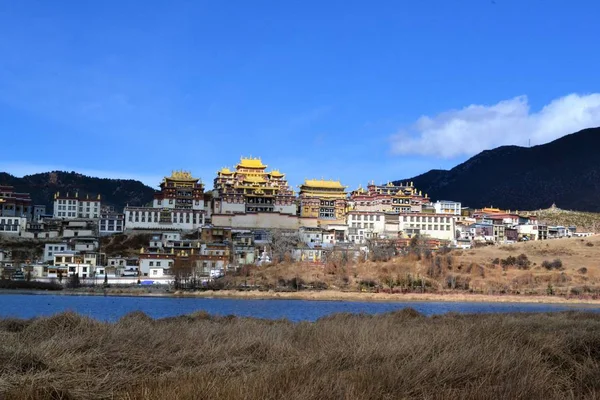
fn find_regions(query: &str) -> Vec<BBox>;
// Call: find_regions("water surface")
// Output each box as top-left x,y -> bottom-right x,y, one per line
1,293 -> 599,322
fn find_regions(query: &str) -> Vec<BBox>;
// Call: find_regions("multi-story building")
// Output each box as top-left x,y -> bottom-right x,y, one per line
398,213 -> 456,241
213,157 -> 296,215
348,181 -> 430,213
124,171 -> 207,231
347,211 -> 386,244
201,226 -> 232,243
99,212 -> 125,235
139,250 -> 174,276
53,192 -> 101,219
231,231 -> 256,266
43,242 -> 70,263
0,216 -> 26,236
52,251 -> 93,278
33,205 -> 46,221
0,185 -> 34,220
298,179 -> 348,224
433,200 -> 462,216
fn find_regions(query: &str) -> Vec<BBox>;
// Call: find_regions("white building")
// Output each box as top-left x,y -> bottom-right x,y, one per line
43,242 -> 70,263
299,227 -> 323,245
73,238 -> 99,252
125,208 -> 206,231
433,200 -> 462,216
347,211 -> 386,244
53,251 -> 94,278
99,213 -> 125,235
53,192 -> 101,219
399,213 -> 456,241
139,255 -> 174,276
0,216 -> 26,236
148,266 -> 172,277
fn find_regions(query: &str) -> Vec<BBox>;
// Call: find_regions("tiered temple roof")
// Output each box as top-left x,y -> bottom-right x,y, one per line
214,157 -> 295,202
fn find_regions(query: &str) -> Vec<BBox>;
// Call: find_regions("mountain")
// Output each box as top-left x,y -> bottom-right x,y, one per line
0,171 -> 156,211
396,127 -> 600,212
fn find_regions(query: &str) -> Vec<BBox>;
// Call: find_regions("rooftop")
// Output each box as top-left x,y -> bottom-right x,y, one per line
237,157 -> 266,169
301,179 -> 346,189
165,170 -> 199,182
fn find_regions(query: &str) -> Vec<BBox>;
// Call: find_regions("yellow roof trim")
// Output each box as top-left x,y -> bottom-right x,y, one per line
301,179 -> 346,189
167,170 -> 197,181
243,176 -> 266,183
237,157 -> 266,169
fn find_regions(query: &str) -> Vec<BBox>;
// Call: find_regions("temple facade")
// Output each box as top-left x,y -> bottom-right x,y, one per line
153,171 -> 205,211
124,171 -> 207,231
298,179 -> 348,224
1,185 -> 35,220
348,181 -> 430,213
212,157 -> 296,216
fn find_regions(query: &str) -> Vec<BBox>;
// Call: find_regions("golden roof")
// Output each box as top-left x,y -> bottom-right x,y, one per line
237,157 -> 266,169
243,176 -> 266,183
219,167 -> 233,175
168,170 -> 197,181
301,179 -> 346,189
269,170 -> 284,177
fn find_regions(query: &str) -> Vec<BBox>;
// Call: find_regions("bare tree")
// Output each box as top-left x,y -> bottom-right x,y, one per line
367,239 -> 397,262
171,257 -> 194,289
324,247 -> 351,269
409,234 -> 432,260
269,230 -> 300,264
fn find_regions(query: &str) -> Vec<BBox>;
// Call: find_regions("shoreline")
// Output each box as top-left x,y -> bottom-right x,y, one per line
172,289 -> 600,305
3,288 -> 600,306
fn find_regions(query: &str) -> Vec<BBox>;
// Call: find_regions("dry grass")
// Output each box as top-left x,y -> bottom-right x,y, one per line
452,234 -> 600,294
226,235 -> 600,298
1,310 -> 600,399
533,207 -> 600,232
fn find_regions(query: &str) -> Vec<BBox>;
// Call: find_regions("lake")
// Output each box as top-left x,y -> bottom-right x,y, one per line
1,293 -> 600,322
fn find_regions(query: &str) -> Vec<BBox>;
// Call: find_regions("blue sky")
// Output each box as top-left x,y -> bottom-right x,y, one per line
1,0 -> 600,189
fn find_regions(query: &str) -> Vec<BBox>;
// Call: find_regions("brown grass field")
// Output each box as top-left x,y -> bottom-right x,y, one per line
224,235 -> 600,299
1,310 -> 600,399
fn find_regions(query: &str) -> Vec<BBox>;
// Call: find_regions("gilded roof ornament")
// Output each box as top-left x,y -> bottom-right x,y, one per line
238,156 -> 266,169
170,170 -> 196,181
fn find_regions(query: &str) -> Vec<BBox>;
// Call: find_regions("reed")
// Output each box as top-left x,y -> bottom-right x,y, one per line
1,310 -> 600,399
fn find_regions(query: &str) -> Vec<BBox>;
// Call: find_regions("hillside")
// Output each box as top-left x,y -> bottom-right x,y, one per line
227,235 -> 600,298
532,207 -> 600,232
0,171 -> 156,211
396,127 -> 600,212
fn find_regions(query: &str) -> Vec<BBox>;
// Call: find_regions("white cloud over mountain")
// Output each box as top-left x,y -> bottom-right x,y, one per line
391,93 -> 600,158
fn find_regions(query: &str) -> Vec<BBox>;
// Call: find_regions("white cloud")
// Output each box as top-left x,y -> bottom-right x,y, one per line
391,93 -> 600,158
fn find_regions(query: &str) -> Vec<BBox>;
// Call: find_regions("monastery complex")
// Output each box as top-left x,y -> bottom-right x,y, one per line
120,156 -> 453,244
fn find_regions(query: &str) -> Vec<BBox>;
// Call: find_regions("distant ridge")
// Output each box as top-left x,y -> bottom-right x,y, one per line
395,127 -> 600,212
0,171 -> 156,211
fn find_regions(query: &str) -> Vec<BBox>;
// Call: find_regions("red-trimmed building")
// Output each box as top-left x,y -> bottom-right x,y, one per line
0,185 -> 33,220
349,181 -> 431,214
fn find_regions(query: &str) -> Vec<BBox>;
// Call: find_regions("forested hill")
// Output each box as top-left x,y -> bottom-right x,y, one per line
0,171 -> 156,211
395,127 -> 600,212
